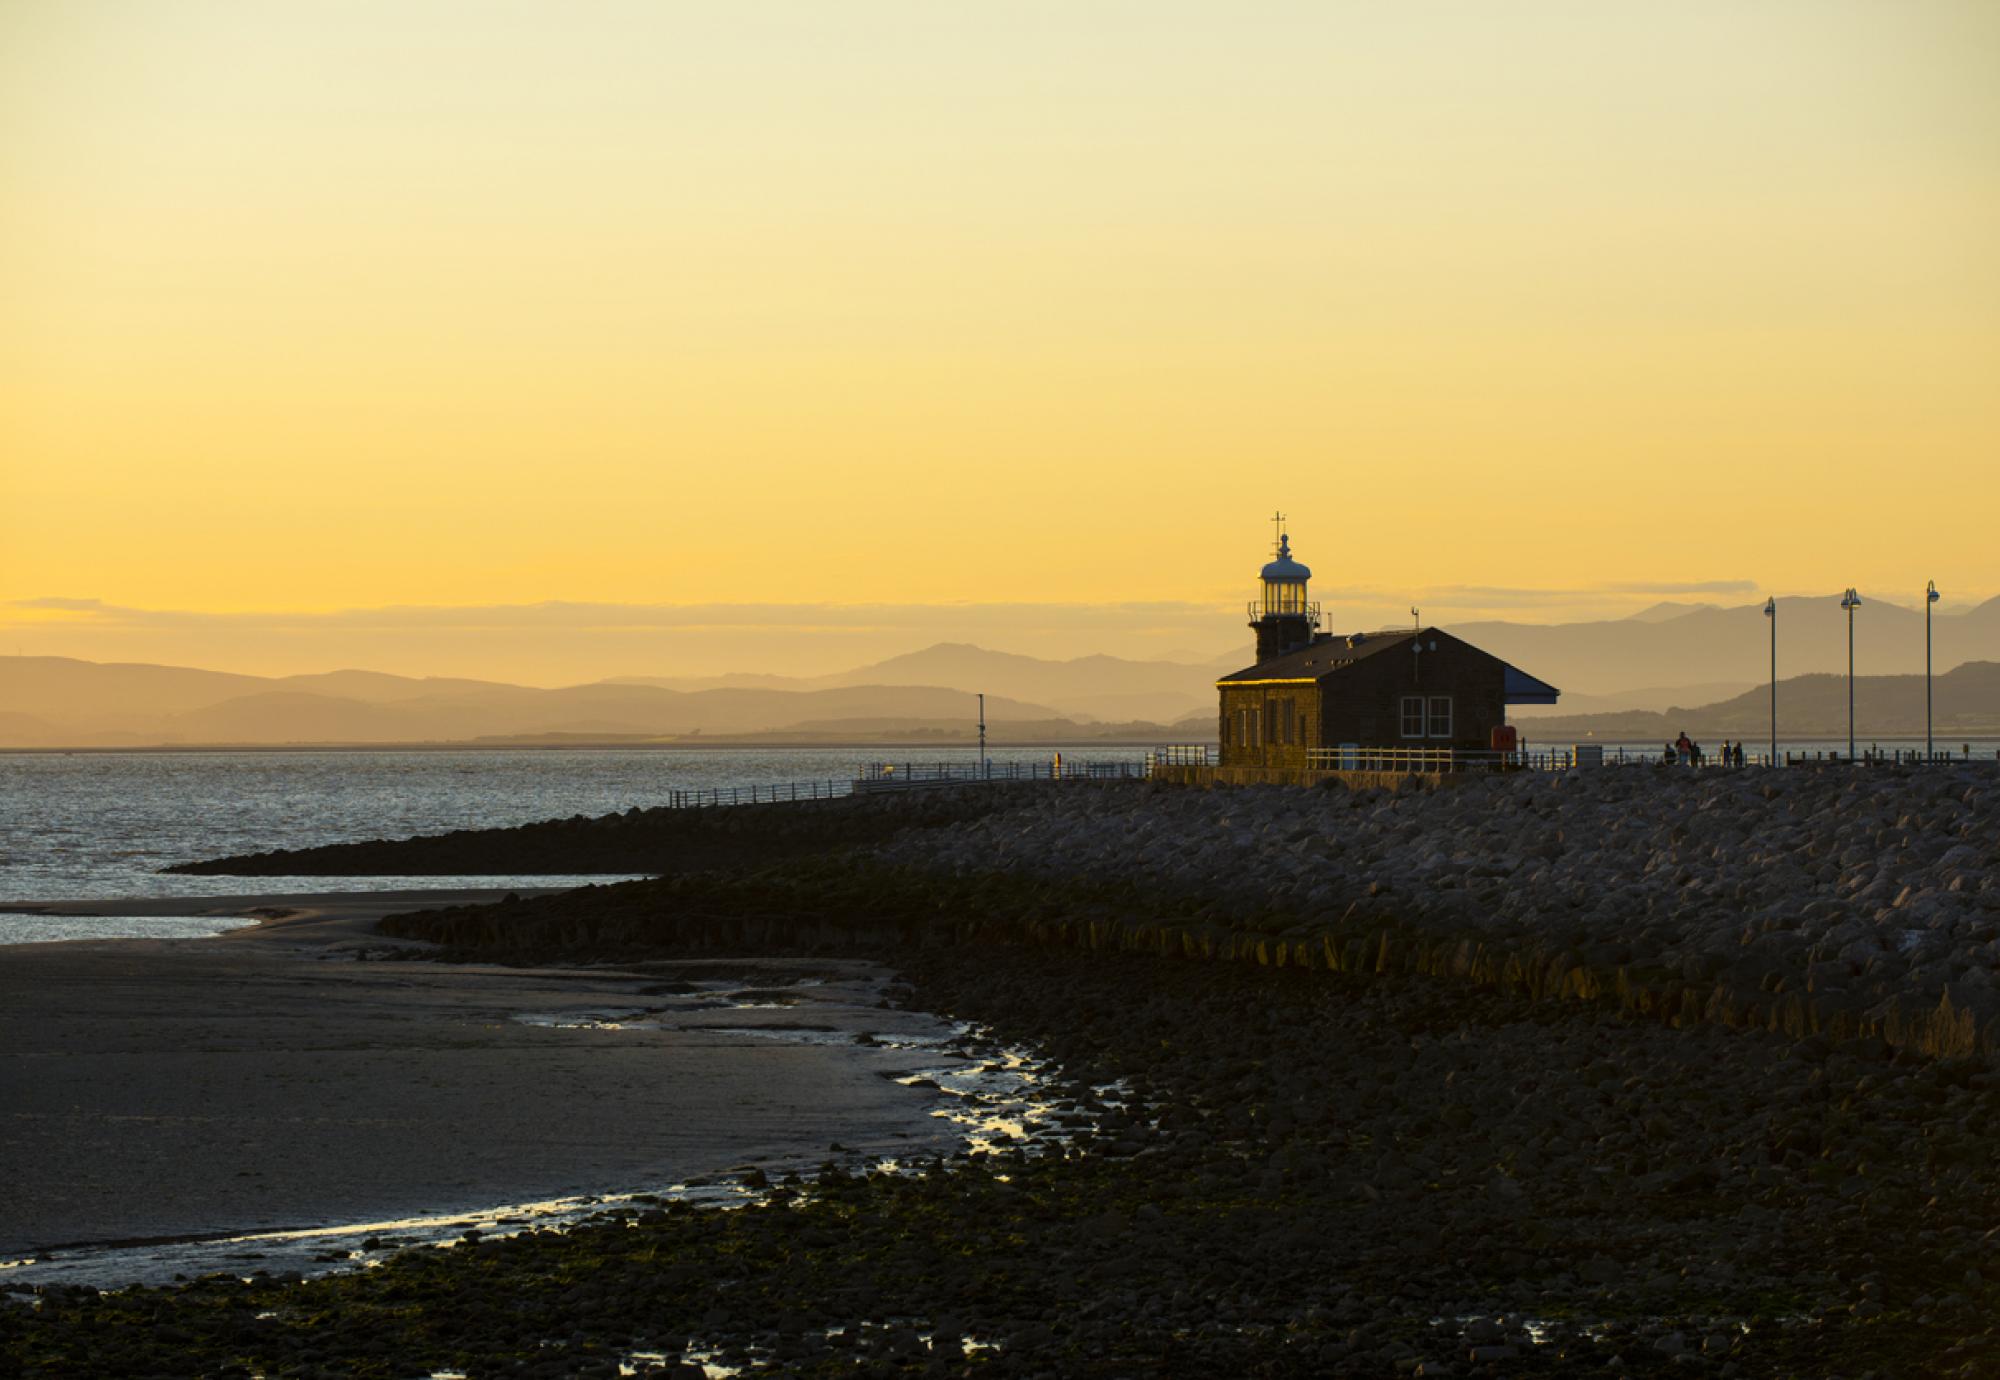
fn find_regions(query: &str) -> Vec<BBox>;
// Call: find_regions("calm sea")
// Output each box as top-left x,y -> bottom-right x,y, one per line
0,746 -> 1145,916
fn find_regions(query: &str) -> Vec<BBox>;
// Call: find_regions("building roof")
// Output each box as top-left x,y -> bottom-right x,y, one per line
1259,533 -> 1311,582
1217,629 -> 1422,684
1502,664 -> 1562,705
1216,626 -> 1563,705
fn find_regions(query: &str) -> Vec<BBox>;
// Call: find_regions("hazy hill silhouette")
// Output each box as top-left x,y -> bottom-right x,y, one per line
1522,662 -> 2000,741
616,642 -> 1223,724
0,657 -> 1090,747
5,598 -> 1998,748
1448,593 -> 2000,698
1511,681 -> 1755,719
0,658 -> 523,724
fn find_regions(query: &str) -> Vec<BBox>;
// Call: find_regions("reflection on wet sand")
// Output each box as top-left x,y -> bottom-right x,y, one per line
1,961 -> 1119,1294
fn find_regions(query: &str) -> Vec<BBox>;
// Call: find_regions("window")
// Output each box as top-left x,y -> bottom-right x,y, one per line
1427,696 -> 1453,739
1400,695 -> 1424,739
1281,698 -> 1295,745
1252,708 -> 1262,748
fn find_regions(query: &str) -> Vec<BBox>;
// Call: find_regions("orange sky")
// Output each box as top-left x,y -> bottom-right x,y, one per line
3,1 -> 1996,677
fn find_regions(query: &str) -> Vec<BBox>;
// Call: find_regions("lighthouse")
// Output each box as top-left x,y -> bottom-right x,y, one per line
1216,512 -> 1561,770
1248,515 -> 1319,662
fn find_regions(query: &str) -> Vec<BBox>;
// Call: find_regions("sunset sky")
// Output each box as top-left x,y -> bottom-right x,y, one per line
3,1 -> 1996,679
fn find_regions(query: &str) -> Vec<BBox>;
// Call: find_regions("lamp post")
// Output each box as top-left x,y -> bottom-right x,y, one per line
1925,582 -> 1939,762
1763,597 -> 1776,765
1840,588 -> 1861,761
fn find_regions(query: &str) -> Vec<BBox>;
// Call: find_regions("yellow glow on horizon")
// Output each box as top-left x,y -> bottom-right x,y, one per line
3,0 -> 1997,647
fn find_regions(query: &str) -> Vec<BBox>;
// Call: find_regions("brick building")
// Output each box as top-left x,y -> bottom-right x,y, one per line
1216,526 -> 1560,768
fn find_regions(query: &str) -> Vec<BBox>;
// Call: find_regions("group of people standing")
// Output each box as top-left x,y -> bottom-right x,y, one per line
1667,732 -> 1746,767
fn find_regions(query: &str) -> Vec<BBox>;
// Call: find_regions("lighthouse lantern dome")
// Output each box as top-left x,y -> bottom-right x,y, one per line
1246,517 -> 1321,660
1259,533 -> 1312,616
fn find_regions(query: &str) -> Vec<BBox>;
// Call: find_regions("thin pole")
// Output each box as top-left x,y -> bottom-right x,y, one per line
1765,597 -> 1776,766
1846,595 -> 1856,761
1926,581 -> 1936,761
977,692 -> 987,777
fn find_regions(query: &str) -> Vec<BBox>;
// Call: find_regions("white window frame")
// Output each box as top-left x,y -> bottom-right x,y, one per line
1399,695 -> 1425,739
1427,695 -> 1453,739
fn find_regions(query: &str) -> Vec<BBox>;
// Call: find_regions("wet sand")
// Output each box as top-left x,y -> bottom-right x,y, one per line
0,893 -> 957,1262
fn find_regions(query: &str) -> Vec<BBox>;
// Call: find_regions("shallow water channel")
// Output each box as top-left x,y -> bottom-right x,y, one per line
1,972 -> 1122,1296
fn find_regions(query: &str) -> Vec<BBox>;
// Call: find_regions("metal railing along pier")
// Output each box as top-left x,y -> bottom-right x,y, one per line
661,739 -> 1998,811
663,756 -> 1150,810
855,758 -> 1149,790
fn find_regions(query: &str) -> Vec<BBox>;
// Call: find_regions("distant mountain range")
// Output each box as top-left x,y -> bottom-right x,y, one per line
1507,681 -> 1756,719
1442,593 -> 2000,701
3,592 -> 1996,749
0,655 -> 1208,748
610,642 -> 1233,726
1517,662 -> 2000,742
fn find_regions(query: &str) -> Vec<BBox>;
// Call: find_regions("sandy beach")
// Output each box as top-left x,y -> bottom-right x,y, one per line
0,893 -> 959,1266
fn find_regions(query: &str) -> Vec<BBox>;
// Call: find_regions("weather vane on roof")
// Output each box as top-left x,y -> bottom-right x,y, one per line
1271,510 -> 1286,557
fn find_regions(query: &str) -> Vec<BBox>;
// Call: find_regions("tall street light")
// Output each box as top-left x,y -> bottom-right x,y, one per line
1840,588 -> 1861,761
1926,580 -> 1940,761
1763,597 -> 1777,765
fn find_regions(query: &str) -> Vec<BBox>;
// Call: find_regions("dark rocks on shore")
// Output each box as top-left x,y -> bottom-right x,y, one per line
10,938 -> 2000,1376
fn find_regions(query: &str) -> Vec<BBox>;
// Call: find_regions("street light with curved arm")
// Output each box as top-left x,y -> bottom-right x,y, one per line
1926,581 -> 1940,761
1763,597 -> 1776,765
1840,588 -> 1861,761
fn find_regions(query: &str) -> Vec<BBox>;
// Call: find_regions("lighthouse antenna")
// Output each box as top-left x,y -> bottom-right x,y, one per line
1270,510 -> 1286,557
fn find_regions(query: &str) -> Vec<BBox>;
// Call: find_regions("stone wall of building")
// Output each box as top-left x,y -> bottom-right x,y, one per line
1152,763 -> 1458,791
1217,682 -> 1320,769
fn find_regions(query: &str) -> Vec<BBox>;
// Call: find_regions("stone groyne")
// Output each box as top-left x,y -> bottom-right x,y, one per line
165,783 -> 1046,877
383,765 -> 2000,1060
868,765 -> 2000,1058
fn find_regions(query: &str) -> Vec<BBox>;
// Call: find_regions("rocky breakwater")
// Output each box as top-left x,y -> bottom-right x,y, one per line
874,766 -> 2000,1058
166,784 -> 1037,878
